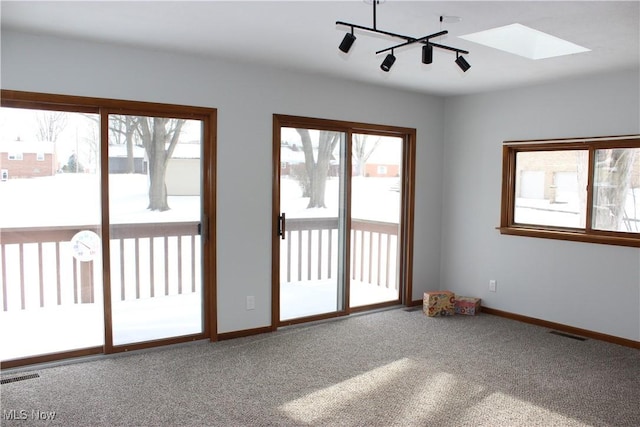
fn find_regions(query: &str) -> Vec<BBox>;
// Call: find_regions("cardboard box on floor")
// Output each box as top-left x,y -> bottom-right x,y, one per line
423,291 -> 455,317
454,296 -> 481,315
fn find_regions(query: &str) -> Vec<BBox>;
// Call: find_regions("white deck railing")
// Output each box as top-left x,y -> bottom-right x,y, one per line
1,218 -> 398,313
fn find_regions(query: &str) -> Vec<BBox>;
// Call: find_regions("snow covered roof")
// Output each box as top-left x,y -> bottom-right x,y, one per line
0,140 -> 54,154
281,145 -> 305,164
108,145 -> 146,158
170,142 -> 200,159
281,144 -> 340,165
107,142 -> 201,159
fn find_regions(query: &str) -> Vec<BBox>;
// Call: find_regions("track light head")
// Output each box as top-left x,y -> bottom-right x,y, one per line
455,54 -> 471,72
380,52 -> 396,72
339,32 -> 356,53
422,44 -> 433,65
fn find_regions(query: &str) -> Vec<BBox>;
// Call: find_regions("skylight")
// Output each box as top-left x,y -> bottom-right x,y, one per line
459,23 -> 590,60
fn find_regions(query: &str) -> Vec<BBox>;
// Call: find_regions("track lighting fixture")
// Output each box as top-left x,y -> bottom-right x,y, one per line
455,53 -> 471,72
337,3 -> 470,74
339,29 -> 356,53
422,43 -> 433,65
380,51 -> 396,72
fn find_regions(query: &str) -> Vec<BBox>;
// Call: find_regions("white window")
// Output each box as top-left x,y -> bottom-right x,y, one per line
37,152 -> 45,161
8,152 -> 23,160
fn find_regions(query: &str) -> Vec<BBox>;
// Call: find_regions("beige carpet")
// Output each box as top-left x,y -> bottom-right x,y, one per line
1,308 -> 639,426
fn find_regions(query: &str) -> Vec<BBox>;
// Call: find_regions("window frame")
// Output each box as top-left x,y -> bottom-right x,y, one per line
0,89 -> 218,368
271,114 -> 417,328
500,135 -> 640,248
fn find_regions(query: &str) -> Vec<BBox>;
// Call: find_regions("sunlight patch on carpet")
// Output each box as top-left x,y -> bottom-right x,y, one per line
396,371 -> 485,423
462,392 -> 587,426
279,358 -> 414,423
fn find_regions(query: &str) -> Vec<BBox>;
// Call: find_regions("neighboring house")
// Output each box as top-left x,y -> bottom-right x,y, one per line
516,151 -> 640,203
107,142 -> 200,196
165,141 -> 201,196
280,142 -> 305,176
361,139 -> 401,178
108,144 -> 147,174
516,151 -> 582,202
281,141 -> 340,177
0,139 -> 56,179
363,163 -> 400,177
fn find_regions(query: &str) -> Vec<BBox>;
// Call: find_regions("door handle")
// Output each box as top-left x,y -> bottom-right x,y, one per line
279,213 -> 286,240
199,215 -> 209,243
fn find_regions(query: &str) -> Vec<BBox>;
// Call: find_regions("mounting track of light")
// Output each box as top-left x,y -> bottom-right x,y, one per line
337,1 -> 471,73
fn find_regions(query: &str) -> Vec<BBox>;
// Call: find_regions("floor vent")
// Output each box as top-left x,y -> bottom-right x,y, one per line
1,373 -> 40,385
549,331 -> 587,341
404,306 -> 423,312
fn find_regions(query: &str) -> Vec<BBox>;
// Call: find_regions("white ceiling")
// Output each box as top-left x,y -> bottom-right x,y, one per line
2,1 -> 639,96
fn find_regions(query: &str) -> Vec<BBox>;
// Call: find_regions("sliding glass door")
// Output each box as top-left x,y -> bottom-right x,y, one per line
0,107 -> 105,361
1,91 -> 216,368
278,127 -> 347,321
108,114 -> 204,346
350,133 -> 403,308
274,116 -> 413,326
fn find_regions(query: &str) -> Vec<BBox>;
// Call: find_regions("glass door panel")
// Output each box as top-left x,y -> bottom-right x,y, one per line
108,114 -> 203,346
350,134 -> 402,308
279,127 -> 346,321
0,107 -> 104,361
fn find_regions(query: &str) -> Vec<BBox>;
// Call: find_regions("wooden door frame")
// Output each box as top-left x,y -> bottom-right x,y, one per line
271,114 -> 416,329
0,90 -> 217,368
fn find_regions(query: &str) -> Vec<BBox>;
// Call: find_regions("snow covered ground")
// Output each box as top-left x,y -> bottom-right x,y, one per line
0,173 -> 199,228
280,175 -> 401,223
515,188 -> 640,232
0,279 -> 396,361
281,279 -> 398,321
1,173 -> 403,361
0,173 -> 399,226
0,293 -> 202,361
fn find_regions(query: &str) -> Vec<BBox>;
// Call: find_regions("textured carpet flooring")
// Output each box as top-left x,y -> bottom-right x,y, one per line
1,309 -> 639,426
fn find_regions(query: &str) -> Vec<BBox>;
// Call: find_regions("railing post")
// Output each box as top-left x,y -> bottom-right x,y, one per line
80,261 -> 94,304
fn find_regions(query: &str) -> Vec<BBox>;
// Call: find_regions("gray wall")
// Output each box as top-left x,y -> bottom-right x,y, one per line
3,30 -> 639,342
1,30 -> 444,333
442,69 -> 640,341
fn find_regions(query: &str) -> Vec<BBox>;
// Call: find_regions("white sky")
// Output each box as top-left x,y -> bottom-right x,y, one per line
0,107 -> 202,164
281,127 -> 402,164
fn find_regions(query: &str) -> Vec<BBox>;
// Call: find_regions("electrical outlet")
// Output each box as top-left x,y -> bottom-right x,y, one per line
489,280 -> 497,292
246,296 -> 255,310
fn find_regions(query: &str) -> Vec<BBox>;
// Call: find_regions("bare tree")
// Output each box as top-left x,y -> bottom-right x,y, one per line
297,129 -> 341,208
352,134 -> 381,176
81,114 -> 184,211
83,114 -> 141,173
109,115 -> 140,173
593,149 -> 637,231
80,118 -> 100,173
35,111 -> 67,142
138,117 -> 185,211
